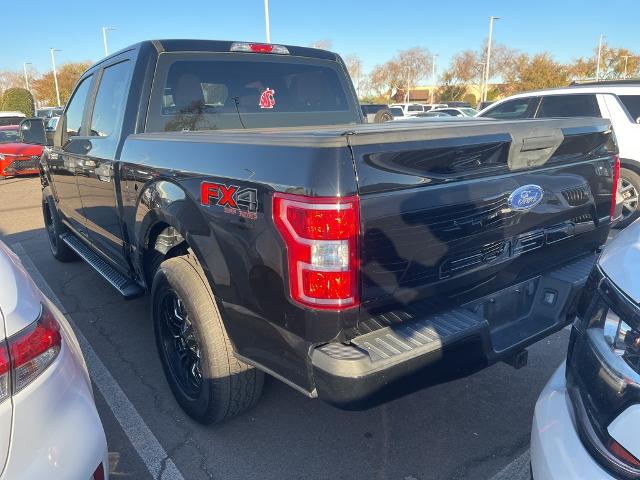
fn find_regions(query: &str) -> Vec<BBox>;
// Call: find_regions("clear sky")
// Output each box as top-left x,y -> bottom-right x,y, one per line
3,0 -> 639,76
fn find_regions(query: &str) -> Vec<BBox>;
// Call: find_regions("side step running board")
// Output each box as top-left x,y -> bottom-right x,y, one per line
61,234 -> 144,300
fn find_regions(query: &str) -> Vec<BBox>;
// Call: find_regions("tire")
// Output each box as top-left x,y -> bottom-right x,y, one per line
373,108 -> 394,123
151,252 -> 264,424
616,168 -> 640,228
42,194 -> 77,262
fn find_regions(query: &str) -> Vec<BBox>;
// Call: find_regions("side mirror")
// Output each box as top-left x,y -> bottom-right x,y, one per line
19,118 -> 47,146
53,113 -> 68,149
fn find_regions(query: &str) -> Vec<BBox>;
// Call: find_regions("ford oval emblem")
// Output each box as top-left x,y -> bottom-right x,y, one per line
508,185 -> 544,211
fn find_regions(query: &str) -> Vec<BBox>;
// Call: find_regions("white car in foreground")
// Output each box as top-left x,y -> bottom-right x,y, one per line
0,242 -> 108,479
532,219 -> 640,479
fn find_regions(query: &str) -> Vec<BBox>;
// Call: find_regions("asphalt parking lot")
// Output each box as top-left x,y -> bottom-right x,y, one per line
0,176 -> 579,480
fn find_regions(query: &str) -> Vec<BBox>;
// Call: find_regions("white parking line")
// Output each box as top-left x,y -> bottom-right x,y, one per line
488,449 -> 530,480
11,242 -> 185,480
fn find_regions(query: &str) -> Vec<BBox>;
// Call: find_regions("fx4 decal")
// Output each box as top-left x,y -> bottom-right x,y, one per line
200,181 -> 258,220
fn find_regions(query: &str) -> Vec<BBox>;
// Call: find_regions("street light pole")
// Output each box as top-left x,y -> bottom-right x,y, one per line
596,34 -> 604,81
622,55 -> 631,79
263,0 -> 271,43
483,16 -> 500,103
102,26 -> 116,57
23,62 -> 32,91
50,48 -> 61,107
431,54 -> 438,103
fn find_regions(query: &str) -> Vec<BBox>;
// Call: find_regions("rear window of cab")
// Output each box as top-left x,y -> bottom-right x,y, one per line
146,52 -> 360,132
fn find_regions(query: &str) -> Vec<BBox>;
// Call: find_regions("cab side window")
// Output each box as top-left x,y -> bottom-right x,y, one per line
90,61 -> 132,137
65,76 -> 93,137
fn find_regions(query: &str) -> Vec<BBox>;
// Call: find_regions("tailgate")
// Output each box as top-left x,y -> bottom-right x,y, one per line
349,118 -> 616,309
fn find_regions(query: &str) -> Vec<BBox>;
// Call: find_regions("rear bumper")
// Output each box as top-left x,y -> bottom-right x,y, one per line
530,363 -> 612,480
311,254 -> 596,408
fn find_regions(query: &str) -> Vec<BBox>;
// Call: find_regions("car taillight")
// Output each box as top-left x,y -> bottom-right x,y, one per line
610,154 -> 620,221
8,303 -> 61,393
273,192 -> 360,310
230,42 -> 290,55
91,463 -> 106,480
607,438 -> 640,469
0,342 -> 9,403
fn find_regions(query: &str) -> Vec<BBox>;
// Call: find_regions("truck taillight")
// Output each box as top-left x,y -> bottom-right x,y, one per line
8,303 -> 61,393
273,192 -> 360,310
611,154 -> 620,221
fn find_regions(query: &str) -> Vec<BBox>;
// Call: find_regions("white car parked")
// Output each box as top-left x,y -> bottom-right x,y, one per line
0,241 -> 108,479
478,81 -> 640,226
531,219 -> 640,479
389,103 -> 428,116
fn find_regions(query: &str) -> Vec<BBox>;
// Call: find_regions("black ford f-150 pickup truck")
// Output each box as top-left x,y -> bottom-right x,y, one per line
39,39 -> 620,424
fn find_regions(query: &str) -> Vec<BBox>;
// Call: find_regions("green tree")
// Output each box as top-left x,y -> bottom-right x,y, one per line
502,53 -> 569,95
1,87 -> 34,116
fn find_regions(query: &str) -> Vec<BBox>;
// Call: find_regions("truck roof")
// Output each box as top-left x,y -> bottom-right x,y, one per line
93,39 -> 340,71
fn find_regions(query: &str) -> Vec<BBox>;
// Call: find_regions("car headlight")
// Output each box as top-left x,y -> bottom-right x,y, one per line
604,308 -> 640,371
0,154 -> 4,160
567,268 -> 640,478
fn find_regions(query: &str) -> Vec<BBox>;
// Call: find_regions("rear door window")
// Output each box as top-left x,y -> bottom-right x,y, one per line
618,95 -> 640,121
146,52 -> 360,132
481,97 -> 538,119
536,94 -> 600,118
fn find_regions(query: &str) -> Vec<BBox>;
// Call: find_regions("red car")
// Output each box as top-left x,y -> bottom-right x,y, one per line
0,125 -> 42,179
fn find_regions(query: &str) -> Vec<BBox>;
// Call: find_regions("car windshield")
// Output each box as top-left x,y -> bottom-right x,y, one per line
460,108 -> 478,116
147,52 -> 361,132
0,127 -> 20,143
390,107 -> 404,117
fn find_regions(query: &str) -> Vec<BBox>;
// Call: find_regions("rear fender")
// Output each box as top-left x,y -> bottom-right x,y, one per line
132,179 -> 223,290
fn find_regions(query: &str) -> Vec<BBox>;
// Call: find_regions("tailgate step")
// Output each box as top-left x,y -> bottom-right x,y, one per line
61,234 -> 144,299
318,308 -> 487,364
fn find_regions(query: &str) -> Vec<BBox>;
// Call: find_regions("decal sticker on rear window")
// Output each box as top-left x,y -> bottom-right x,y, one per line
259,87 -> 276,109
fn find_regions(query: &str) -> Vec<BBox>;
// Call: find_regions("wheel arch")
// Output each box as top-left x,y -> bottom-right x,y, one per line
131,179 -> 226,297
619,158 -> 640,175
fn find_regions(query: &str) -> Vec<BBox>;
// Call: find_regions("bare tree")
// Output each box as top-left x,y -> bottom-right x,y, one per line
344,54 -> 363,97
0,70 -> 24,96
395,47 -> 432,102
368,60 -> 403,102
